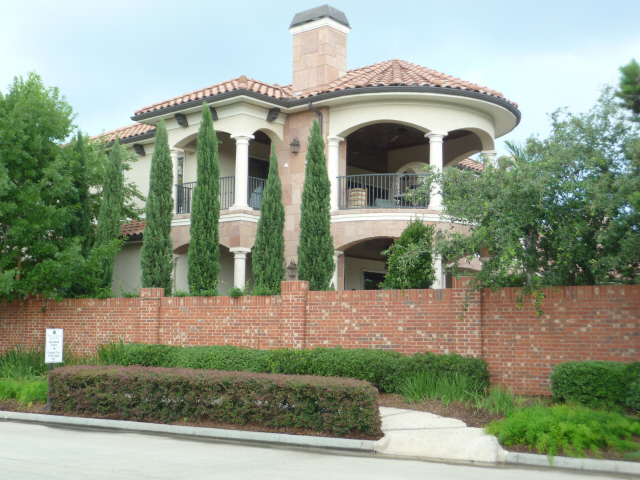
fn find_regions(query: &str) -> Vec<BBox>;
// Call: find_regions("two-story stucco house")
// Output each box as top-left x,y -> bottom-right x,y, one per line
105,5 -> 520,295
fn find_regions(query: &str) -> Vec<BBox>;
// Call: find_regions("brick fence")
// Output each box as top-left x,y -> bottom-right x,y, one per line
1,278 -> 638,395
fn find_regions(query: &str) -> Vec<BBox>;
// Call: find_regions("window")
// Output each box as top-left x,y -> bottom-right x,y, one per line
362,270 -> 386,290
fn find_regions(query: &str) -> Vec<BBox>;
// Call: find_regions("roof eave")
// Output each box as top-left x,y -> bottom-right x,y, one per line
130,85 -> 521,126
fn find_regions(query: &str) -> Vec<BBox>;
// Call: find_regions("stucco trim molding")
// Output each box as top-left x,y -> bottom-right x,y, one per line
331,212 -> 443,223
171,212 -> 260,227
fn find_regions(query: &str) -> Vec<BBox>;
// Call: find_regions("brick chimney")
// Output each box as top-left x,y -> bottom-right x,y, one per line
289,5 -> 350,94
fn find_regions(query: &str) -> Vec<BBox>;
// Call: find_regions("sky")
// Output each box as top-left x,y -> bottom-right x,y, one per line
2,0 -> 639,155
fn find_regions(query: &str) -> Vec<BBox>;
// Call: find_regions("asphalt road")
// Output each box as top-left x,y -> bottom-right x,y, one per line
0,422 -> 628,480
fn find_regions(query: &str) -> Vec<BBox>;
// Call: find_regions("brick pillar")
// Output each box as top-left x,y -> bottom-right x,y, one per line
279,281 -> 309,349
139,288 -> 164,344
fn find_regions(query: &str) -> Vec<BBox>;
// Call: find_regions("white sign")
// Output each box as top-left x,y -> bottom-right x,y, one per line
45,328 -> 63,364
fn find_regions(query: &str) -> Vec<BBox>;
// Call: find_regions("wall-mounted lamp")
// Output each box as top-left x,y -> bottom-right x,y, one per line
289,137 -> 300,154
287,260 -> 298,278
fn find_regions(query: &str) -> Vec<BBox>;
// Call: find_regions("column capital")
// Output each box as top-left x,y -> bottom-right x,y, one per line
229,247 -> 252,257
425,131 -> 448,141
230,134 -> 255,143
169,148 -> 184,155
327,136 -> 344,145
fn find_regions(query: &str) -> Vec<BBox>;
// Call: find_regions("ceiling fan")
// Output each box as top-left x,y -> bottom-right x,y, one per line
390,125 -> 417,142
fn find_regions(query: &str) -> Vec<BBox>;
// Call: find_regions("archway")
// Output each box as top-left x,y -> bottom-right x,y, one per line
340,237 -> 395,290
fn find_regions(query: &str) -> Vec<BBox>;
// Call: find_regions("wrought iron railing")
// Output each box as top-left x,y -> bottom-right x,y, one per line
175,176 -> 268,213
248,177 -> 267,210
337,173 -> 429,209
175,176 -> 235,214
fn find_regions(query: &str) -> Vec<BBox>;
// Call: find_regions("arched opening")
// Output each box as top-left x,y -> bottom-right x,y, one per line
340,237 -> 395,290
340,124 -> 485,209
175,130 -> 273,214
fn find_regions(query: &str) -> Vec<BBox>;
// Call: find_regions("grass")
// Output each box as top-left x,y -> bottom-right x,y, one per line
486,404 -> 640,464
0,378 -> 48,404
401,370 -> 477,406
0,338 -> 127,405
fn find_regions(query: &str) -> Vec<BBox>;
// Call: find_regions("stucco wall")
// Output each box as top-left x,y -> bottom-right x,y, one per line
112,242 -> 143,295
343,256 -> 387,290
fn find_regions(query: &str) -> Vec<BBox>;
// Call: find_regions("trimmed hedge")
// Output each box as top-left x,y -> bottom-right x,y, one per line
49,365 -> 381,436
550,361 -> 640,409
120,344 -> 489,393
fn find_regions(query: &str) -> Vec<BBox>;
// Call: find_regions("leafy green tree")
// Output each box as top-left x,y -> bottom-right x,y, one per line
0,72 -> 85,298
188,104 -> 220,295
140,119 -> 174,293
615,59 -> 640,121
297,120 -> 334,291
252,145 -> 285,295
429,89 -> 640,296
380,219 -> 436,289
93,136 -> 125,290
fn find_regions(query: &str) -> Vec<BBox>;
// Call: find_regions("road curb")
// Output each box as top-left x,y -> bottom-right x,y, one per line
506,452 -> 640,476
0,410 -> 376,453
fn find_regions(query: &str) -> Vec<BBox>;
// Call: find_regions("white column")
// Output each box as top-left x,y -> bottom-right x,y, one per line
482,149 -> 498,167
426,131 -> 446,211
169,149 -> 183,210
433,255 -> 445,289
331,250 -> 343,290
230,134 -> 254,211
327,136 -> 343,212
230,247 -> 251,288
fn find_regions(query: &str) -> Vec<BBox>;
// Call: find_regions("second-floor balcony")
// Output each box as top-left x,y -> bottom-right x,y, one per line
176,176 -> 266,214
337,173 -> 429,209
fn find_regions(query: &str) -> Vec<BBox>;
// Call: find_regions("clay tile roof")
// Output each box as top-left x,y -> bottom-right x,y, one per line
120,220 -> 145,237
296,59 -> 517,106
135,77 -> 294,116
457,157 -> 485,172
91,123 -> 156,143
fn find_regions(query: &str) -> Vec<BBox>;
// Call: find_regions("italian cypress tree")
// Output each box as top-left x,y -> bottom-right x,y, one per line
252,144 -> 285,294
93,135 -> 125,290
297,119 -> 334,290
188,104 -> 220,295
66,131 -> 93,258
140,118 -> 174,293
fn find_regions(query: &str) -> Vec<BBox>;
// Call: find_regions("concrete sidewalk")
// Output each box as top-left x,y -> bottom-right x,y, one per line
374,407 -> 505,463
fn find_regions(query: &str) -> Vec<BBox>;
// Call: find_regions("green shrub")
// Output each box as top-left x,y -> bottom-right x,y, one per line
0,345 -> 49,380
0,378 -> 47,404
121,343 -> 179,368
172,290 -> 190,297
95,338 -> 126,365
50,365 -> 382,436
173,345 -> 271,373
471,385 -> 523,415
627,378 -> 640,411
550,361 -> 636,408
486,404 -> 640,464
119,344 -> 489,394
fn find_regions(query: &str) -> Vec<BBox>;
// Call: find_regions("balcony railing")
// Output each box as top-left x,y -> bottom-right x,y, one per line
176,176 -> 268,214
338,173 -> 429,209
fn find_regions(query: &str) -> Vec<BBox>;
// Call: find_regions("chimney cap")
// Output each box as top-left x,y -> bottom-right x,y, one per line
290,4 -> 350,29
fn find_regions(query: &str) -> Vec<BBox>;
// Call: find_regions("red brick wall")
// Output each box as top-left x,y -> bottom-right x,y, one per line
482,284 -> 640,394
1,279 -> 638,395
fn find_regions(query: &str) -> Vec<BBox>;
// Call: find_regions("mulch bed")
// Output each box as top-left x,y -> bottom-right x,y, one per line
2,397 -> 638,462
378,393 -> 504,428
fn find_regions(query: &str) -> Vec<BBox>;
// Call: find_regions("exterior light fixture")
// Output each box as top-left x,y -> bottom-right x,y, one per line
287,260 -> 298,278
289,137 -> 300,154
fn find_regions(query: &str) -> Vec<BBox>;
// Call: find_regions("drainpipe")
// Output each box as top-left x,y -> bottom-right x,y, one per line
308,101 -> 322,135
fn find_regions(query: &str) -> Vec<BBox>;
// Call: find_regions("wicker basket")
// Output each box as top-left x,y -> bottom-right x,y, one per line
348,188 -> 367,208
